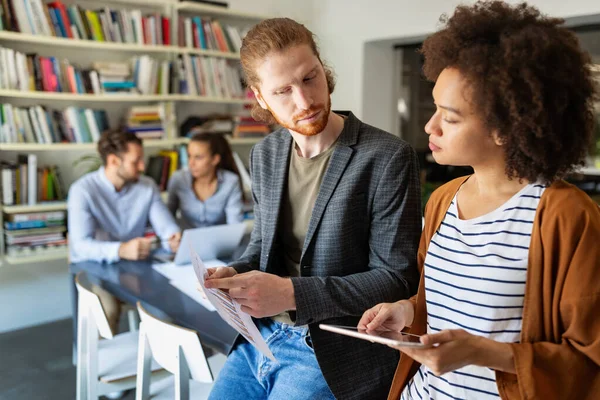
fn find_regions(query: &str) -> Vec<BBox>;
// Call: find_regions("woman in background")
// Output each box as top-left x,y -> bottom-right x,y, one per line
167,133 -> 245,229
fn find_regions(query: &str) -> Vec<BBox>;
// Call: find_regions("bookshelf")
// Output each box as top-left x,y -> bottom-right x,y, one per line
0,0 -> 268,265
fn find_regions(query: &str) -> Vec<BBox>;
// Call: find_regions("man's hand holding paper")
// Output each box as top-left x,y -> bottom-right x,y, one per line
205,270 -> 296,318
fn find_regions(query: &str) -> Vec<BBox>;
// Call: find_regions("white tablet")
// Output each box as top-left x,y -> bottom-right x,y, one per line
319,324 -> 430,348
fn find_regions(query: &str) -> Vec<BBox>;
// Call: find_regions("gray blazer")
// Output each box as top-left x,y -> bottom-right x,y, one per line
229,112 -> 422,399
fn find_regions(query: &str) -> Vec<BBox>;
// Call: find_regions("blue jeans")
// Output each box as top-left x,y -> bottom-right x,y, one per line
208,318 -> 336,400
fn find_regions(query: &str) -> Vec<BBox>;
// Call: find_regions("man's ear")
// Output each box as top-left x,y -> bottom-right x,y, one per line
251,86 -> 268,110
106,153 -> 120,168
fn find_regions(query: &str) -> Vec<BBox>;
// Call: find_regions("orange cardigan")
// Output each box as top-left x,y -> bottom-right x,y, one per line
388,177 -> 600,400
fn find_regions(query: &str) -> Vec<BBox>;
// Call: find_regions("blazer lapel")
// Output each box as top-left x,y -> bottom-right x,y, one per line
301,112 -> 359,260
264,134 -> 292,255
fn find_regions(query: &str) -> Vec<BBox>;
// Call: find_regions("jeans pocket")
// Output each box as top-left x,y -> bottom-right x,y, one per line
303,335 -> 314,352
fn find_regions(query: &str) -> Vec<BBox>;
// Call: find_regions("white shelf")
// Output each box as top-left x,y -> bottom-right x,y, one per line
228,138 -> 263,145
81,0 -> 175,7
578,166 -> 600,176
0,31 -> 242,59
3,190 -> 169,213
176,2 -> 269,20
0,90 -> 174,102
179,47 -> 240,59
177,137 -> 262,145
175,95 -> 252,104
0,90 -> 254,104
0,137 -> 260,151
0,138 -> 188,151
2,202 -> 67,213
0,31 -> 175,53
3,249 -> 68,265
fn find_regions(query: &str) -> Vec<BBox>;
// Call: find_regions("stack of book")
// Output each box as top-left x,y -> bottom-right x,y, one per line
178,16 -> 243,53
232,115 -> 270,138
0,104 -> 109,144
232,93 -> 271,138
1,156 -> 66,206
0,1 -> 171,45
3,211 -> 67,257
146,149 -> 179,191
184,115 -> 234,136
125,104 -> 166,140
178,54 -> 244,98
93,61 -> 135,94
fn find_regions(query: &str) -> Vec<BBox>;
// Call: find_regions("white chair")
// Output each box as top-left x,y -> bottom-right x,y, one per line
136,302 -> 228,400
75,272 -> 167,400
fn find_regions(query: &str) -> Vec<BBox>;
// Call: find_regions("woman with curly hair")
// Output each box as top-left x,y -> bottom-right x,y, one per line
358,1 -> 600,399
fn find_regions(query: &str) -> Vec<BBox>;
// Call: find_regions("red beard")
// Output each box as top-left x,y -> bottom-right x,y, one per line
269,96 -> 331,136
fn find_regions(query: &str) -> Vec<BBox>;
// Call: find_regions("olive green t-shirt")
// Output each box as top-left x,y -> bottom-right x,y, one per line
273,139 -> 338,325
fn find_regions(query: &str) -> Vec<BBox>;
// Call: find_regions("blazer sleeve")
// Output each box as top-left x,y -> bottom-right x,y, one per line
497,194 -> 600,399
228,146 -> 262,273
292,144 -> 422,325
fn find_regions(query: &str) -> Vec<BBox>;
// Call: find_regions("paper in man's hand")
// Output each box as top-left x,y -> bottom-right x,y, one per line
190,248 -> 276,361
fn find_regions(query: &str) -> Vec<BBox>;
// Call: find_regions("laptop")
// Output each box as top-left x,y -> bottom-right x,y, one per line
154,223 -> 246,265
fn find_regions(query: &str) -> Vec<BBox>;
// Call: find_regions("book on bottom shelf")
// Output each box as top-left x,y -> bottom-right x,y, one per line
3,210 -> 67,258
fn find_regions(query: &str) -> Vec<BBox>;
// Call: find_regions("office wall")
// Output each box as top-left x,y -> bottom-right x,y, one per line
310,0 -> 600,132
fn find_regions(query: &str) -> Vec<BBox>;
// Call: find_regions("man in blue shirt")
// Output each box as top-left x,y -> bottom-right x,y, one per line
68,129 -> 181,331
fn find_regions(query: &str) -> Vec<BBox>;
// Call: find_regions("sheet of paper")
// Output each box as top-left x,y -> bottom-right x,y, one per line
153,260 -> 226,281
169,279 -> 216,312
190,249 -> 276,361
152,260 -> 226,312
152,262 -> 194,282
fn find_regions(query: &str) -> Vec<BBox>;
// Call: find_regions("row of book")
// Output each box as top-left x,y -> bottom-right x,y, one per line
179,54 -> 244,98
0,104 -> 109,144
0,0 -> 171,46
1,156 -> 66,205
0,47 -> 246,98
179,16 -> 244,53
0,46 -> 113,94
0,0 -> 248,53
3,210 -> 67,257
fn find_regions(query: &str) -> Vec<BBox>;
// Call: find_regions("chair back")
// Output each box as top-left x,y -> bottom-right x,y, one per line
75,272 -> 113,340
136,302 -> 213,383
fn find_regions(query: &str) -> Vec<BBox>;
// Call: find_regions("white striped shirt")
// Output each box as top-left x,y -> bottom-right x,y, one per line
401,183 -> 546,400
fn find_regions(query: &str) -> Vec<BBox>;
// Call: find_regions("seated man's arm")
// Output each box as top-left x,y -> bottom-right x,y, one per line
148,182 -> 180,252
291,144 -> 422,325
67,184 -> 122,264
228,146 -> 261,273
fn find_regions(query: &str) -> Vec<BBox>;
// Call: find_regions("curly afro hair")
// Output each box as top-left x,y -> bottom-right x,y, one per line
421,1 -> 598,183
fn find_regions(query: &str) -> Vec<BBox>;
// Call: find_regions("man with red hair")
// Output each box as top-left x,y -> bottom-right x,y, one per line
204,18 -> 421,400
